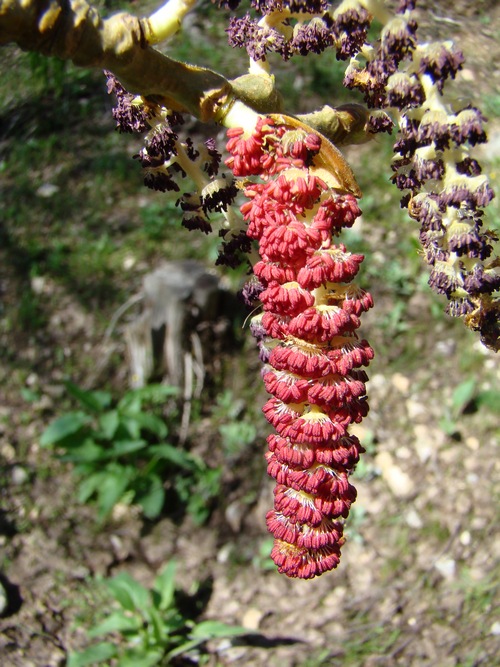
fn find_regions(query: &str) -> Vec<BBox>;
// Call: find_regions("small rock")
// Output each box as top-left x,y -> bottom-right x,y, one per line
391,372 -> 410,394
0,580 -> 7,615
225,501 -> 245,532
490,621 -> 500,636
123,254 -> 136,270
375,451 -> 415,499
11,465 -> 29,485
413,424 -> 445,463
434,556 -> 456,581
36,182 -> 59,197
459,530 -> 472,546
406,398 -> 426,420
31,276 -> 46,294
241,607 -> 264,631
404,508 -> 423,529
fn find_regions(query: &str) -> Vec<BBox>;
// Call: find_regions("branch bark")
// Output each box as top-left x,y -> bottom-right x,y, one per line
0,0 -> 232,120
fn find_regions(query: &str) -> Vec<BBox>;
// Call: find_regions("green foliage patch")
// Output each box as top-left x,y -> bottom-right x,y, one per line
68,562 -> 252,666
41,381 -> 222,521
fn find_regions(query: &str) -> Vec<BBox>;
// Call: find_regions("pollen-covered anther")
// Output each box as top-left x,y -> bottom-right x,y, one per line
270,539 -> 343,579
297,246 -> 365,290
263,369 -> 311,403
273,485 -> 324,525
259,220 -> 322,263
260,281 -> 316,317
277,404 -> 347,443
274,479 -> 356,522
262,398 -> 304,431
253,260 -> 298,285
307,371 -> 367,405
267,454 -> 358,503
269,335 -> 374,378
330,284 -> 374,316
268,433 -> 365,469
288,304 -> 361,342
266,511 -> 344,550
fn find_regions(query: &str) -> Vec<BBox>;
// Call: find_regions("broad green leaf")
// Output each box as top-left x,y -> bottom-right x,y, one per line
219,421 -> 256,451
65,380 -> 112,412
117,393 -> 142,415
148,444 -> 197,470
166,621 -> 253,660
67,642 -> 117,667
451,379 -> 476,414
98,410 -> 119,440
60,438 -> 104,463
96,472 -> 132,517
137,475 -> 165,519
153,561 -> 176,611
122,384 -> 179,407
40,412 -> 89,447
87,610 -> 141,637
77,472 -> 107,503
475,389 -> 500,411
117,649 -> 163,667
127,412 -> 168,439
145,603 -> 166,645
106,572 -> 150,612
190,620 -> 252,640
119,416 -> 142,439
106,439 -> 148,459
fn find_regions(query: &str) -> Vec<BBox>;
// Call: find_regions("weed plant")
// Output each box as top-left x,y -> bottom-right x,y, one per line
68,561 -> 251,667
40,381 -> 222,522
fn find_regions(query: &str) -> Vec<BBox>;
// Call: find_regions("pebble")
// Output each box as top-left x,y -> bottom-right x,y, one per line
11,466 -> 29,485
241,607 -> 264,630
413,424 -> 445,463
375,451 -> 415,499
391,372 -> 410,394
406,398 -> 427,420
0,580 -> 7,615
36,182 -> 59,197
434,556 -> 456,581
490,621 -> 500,636
459,530 -> 472,546
404,508 -> 423,529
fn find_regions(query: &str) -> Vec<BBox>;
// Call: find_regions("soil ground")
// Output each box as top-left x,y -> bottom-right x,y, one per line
1,2 -> 499,666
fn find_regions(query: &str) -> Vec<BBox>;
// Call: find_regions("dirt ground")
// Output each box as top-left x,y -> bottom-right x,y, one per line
1,1 -> 499,666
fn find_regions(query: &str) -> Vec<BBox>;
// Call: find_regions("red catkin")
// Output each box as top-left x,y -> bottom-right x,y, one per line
226,116 -> 373,578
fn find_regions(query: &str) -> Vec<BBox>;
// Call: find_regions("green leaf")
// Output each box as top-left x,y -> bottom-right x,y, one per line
65,380 -> 112,412
153,561 -> 176,612
106,572 -> 150,612
87,610 -> 141,637
96,472 -> 132,517
127,412 -> 168,439
117,392 -> 142,415
40,412 -> 89,446
120,385 -> 178,409
106,439 -> 148,459
77,472 -> 107,503
145,603 -> 166,646
190,620 -> 252,640
137,475 -> 165,519
117,649 -> 163,667
98,410 -> 120,440
475,389 -> 500,411
61,438 -> 104,463
119,416 -> 142,439
67,642 -> 117,667
148,444 -> 197,470
451,379 -> 476,415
